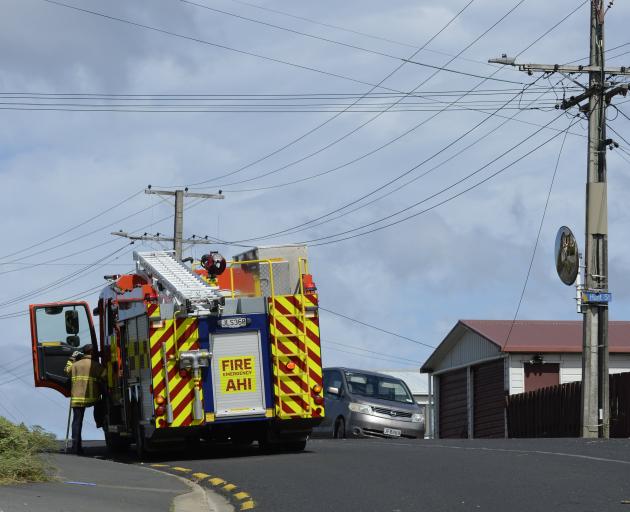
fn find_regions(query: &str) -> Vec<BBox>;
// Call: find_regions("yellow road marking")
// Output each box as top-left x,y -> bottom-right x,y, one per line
234,491 -> 250,500
172,466 -> 191,472
150,464 -> 169,468
192,472 -> 210,480
240,500 -> 256,510
209,478 -> 226,486
223,483 -> 237,491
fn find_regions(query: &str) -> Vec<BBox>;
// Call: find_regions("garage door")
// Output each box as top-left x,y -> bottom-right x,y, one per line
438,369 -> 468,438
473,359 -> 506,438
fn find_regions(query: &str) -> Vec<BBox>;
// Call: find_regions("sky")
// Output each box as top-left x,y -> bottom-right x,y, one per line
1,0 -> 629,437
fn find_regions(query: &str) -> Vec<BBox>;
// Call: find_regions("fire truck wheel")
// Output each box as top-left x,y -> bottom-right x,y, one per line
105,431 -> 131,453
134,423 -> 153,460
282,440 -> 307,452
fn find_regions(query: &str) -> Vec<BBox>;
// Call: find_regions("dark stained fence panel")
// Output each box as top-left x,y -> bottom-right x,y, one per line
473,359 -> 506,438
507,381 -> 581,437
508,372 -> 630,438
438,369 -> 468,439
610,372 -> 630,438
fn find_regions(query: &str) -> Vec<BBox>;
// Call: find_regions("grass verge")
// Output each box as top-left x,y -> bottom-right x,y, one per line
0,416 -> 57,485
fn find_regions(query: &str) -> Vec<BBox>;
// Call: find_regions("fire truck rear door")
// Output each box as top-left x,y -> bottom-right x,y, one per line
28,302 -> 97,397
211,331 -> 266,418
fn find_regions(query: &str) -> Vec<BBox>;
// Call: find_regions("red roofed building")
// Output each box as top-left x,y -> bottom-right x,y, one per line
420,320 -> 630,439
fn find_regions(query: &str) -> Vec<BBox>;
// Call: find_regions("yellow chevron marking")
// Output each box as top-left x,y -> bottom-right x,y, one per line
234,492 -> 250,500
172,466 -> 191,472
150,464 -> 169,467
240,500 -> 256,510
193,472 -> 210,480
223,483 -> 237,491
209,478 -> 226,486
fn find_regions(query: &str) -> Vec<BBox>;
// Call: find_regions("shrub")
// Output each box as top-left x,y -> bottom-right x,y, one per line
0,416 -> 57,484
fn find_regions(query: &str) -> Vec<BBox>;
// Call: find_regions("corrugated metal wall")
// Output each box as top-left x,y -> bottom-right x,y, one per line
434,330 -> 500,372
438,369 -> 468,438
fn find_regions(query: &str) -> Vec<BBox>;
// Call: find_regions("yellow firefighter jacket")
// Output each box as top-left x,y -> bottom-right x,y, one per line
64,355 -> 106,407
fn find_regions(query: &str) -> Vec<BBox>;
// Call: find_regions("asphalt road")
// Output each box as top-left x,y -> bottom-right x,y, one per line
95,437 -> 630,512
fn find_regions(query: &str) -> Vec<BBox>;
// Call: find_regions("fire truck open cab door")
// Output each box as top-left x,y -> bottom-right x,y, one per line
29,301 -> 98,397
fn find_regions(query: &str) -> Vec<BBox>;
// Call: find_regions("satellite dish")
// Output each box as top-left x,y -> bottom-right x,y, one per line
555,226 -> 579,286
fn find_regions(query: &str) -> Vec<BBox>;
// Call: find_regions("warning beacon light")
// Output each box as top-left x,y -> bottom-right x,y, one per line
200,252 -> 227,276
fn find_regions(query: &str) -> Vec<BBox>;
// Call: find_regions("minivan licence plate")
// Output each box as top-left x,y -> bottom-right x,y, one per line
383,427 -> 401,437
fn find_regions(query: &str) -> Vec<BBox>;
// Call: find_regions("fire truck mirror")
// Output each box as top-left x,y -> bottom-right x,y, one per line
66,335 -> 80,347
65,310 -> 80,335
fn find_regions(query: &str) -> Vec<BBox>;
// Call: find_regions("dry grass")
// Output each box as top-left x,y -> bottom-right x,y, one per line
0,416 -> 57,485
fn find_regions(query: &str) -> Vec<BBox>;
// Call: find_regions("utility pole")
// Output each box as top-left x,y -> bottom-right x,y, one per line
113,186 -> 224,261
490,1 -> 629,438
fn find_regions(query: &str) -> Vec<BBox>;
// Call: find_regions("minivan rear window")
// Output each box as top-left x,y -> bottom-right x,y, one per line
345,372 -> 414,404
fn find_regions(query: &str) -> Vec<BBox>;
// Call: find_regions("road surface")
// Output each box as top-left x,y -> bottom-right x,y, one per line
92,437 -> 630,512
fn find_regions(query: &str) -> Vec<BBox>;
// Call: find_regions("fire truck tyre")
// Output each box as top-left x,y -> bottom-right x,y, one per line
334,417 -> 346,439
105,431 -> 131,453
134,424 -> 153,460
231,435 -> 254,447
283,439 -> 307,452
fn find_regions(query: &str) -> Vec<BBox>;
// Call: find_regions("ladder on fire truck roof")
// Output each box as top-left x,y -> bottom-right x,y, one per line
134,251 -> 221,316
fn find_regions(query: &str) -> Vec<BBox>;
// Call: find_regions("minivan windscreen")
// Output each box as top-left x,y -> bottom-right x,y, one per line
344,372 -> 414,404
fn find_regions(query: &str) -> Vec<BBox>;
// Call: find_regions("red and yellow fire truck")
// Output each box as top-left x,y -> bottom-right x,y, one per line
29,245 -> 324,455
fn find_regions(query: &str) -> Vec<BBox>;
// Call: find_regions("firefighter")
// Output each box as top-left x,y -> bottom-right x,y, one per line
64,344 -> 106,455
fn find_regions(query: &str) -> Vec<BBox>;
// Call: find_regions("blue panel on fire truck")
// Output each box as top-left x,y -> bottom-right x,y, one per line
199,313 -> 273,423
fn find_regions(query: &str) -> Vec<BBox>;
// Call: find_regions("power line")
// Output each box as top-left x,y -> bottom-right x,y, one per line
219,4 -> 587,243
319,307 -> 434,349
0,189 -> 142,261
323,346 -> 420,368
181,0 -> 525,85
220,0 -> 504,70
39,0 -> 520,97
189,0 -> 532,190
181,0 -> 482,188
234,82 -> 565,241
504,120 -> 574,346
0,243 -> 133,309
323,340 -> 423,365
306,114 -> 573,247
0,199 -> 158,264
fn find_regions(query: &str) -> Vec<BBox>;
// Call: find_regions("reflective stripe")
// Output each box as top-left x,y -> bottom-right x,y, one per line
71,376 -> 98,382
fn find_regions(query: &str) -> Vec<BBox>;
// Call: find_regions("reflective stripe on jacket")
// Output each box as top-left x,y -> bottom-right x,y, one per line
64,356 -> 106,407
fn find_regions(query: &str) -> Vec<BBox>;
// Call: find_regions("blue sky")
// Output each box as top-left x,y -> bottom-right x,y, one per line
1,0 -> 629,437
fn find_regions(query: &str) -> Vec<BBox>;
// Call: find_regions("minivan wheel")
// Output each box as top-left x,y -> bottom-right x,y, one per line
333,417 -> 345,439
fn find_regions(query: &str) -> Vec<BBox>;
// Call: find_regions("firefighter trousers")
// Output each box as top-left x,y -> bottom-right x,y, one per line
71,407 -> 85,454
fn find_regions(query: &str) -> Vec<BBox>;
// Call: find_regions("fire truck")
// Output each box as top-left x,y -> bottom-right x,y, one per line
29,245 -> 324,456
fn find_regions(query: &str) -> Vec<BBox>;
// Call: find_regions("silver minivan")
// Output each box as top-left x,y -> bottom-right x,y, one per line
314,367 -> 424,439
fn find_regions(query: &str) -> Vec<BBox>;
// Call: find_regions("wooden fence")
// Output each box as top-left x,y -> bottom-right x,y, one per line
507,372 -> 630,438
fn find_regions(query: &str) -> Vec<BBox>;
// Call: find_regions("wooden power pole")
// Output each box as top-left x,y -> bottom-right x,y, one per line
113,187 -> 224,261
491,0 -> 629,438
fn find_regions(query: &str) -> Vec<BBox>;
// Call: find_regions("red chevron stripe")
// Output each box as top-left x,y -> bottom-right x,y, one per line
150,324 -> 174,359
172,392 -> 194,421
273,298 -> 296,317
280,402 -> 297,415
275,339 -> 307,374
153,364 -> 184,396
151,344 -> 177,378
146,303 -> 159,317
176,320 -> 198,349
180,415 -> 193,427
288,374 -> 308,392
279,381 -> 309,411
307,347 -> 322,368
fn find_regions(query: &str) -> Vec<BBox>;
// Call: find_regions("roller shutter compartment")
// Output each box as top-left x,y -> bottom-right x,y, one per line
438,369 -> 468,438
473,359 -> 506,438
